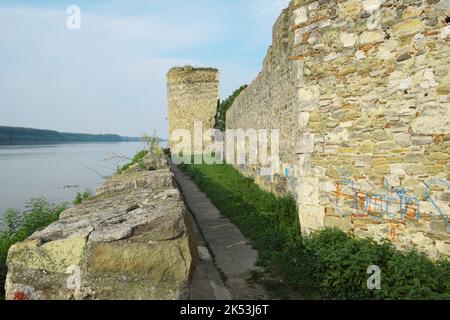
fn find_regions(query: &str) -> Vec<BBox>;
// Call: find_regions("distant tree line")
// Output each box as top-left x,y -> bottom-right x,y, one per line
0,126 -> 140,144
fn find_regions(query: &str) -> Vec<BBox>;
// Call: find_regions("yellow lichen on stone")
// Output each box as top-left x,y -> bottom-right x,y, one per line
8,236 -> 87,274
392,19 -> 424,38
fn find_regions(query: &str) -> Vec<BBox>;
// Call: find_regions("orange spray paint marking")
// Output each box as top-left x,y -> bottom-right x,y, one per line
13,291 -> 29,300
336,182 -> 342,198
388,224 -> 400,242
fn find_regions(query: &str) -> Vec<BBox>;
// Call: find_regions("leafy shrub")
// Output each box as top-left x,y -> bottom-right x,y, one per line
180,163 -> 450,300
375,249 -> 450,299
73,189 -> 92,205
142,130 -> 165,158
0,198 -> 68,298
108,131 -> 163,175
216,85 -> 248,132
280,229 -> 450,300
116,150 -> 149,174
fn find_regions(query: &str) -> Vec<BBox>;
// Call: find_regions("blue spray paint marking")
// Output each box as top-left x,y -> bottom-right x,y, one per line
337,167 -> 358,209
284,165 -> 297,197
394,187 -> 406,220
424,179 -> 450,230
333,166 -> 449,229
368,194 -> 383,215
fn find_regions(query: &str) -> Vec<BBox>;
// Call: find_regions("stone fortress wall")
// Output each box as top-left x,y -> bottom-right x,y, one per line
226,0 -> 450,258
167,66 -> 220,151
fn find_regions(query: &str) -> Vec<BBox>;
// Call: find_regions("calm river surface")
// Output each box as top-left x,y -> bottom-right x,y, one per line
0,142 -> 149,216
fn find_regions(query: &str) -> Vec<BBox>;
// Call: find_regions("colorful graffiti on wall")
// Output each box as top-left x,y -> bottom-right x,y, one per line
332,167 -> 450,230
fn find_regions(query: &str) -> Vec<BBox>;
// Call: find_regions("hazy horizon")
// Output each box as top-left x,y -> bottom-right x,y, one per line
0,124 -> 152,138
0,0 -> 290,138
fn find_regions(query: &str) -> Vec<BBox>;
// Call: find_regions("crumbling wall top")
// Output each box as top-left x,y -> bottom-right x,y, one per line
167,66 -> 219,83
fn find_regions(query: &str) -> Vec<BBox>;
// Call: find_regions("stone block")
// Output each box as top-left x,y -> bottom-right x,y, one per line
340,32 -> 358,47
435,240 -> 450,256
298,177 -> 320,204
362,0 -> 382,12
298,204 -> 326,235
390,163 -> 405,176
294,7 -> 308,25
298,112 -> 310,130
440,26 -> 450,40
393,133 -> 411,147
340,0 -> 363,19
324,216 -> 353,232
298,86 -> 320,108
5,170 -> 197,300
437,85 -> 450,95
359,31 -> 384,45
297,133 -> 315,154
411,136 -> 433,146
392,19 -> 423,38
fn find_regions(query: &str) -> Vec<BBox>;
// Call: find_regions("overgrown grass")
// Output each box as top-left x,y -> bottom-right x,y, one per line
0,198 -> 68,298
115,150 -> 148,175
180,163 -> 450,300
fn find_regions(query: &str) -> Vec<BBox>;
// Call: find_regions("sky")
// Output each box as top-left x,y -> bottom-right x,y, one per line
0,0 -> 290,138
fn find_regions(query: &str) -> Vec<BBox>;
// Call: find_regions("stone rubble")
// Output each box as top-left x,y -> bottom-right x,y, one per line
5,163 -> 197,300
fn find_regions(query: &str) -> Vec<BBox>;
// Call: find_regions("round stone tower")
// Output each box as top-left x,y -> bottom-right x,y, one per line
167,66 -> 219,152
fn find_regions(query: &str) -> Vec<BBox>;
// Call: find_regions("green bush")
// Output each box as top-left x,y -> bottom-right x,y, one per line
216,85 -> 247,132
116,150 -> 149,175
73,189 -> 92,205
0,198 -> 68,299
180,163 -> 450,300
279,229 -> 450,300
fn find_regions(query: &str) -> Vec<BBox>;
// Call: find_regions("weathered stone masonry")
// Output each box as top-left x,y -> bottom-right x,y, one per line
167,66 -> 219,152
227,0 -> 450,258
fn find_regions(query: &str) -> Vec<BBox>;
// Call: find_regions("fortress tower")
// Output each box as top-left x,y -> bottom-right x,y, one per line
167,66 -> 219,152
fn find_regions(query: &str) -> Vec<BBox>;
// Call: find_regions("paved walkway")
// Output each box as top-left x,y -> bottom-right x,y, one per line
171,165 -> 267,300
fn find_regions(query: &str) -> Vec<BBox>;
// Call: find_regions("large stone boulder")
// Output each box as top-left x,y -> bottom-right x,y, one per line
5,169 -> 197,300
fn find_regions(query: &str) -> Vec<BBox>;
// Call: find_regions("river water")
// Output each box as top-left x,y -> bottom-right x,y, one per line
0,142 -> 149,216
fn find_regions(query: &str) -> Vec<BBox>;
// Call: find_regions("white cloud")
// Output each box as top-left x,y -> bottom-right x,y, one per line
0,6 -> 214,137
0,1 -> 286,137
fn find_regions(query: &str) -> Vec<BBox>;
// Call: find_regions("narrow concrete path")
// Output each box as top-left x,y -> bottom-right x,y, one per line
171,165 -> 267,300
